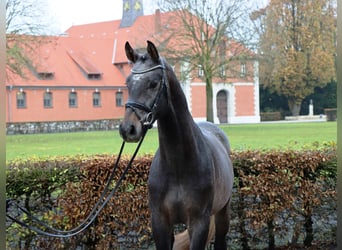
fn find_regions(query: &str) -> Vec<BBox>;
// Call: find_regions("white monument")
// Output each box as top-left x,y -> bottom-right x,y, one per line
309,99 -> 314,116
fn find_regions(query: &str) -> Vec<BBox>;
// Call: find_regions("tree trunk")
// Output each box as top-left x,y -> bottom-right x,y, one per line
206,77 -> 213,122
288,98 -> 302,116
237,179 -> 250,250
304,201 -> 313,247
304,215 -> 313,247
267,217 -> 275,249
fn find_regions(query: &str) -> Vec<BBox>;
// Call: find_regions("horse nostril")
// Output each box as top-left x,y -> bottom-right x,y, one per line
119,121 -> 141,142
129,125 -> 136,136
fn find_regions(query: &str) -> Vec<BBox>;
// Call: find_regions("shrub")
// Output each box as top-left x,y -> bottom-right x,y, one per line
6,148 -> 337,249
232,148 -> 336,248
324,108 -> 337,121
6,156 -> 82,249
260,112 -> 283,121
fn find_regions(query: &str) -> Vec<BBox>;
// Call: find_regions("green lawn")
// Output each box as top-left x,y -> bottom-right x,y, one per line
222,121 -> 336,150
6,121 -> 336,162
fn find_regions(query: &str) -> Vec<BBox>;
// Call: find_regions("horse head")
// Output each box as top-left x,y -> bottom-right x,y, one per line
119,41 -> 168,142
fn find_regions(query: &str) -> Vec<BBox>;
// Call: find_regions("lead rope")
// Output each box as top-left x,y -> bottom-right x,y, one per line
6,128 -> 148,238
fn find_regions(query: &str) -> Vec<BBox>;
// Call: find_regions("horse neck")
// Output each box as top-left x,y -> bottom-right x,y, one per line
157,71 -> 204,165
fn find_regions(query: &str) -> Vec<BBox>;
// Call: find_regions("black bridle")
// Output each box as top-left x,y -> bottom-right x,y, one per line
125,60 -> 168,129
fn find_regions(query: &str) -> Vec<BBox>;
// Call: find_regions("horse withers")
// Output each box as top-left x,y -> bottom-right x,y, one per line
119,40 -> 234,250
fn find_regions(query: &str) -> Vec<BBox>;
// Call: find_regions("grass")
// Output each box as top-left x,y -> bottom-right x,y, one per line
6,121 -> 337,162
221,121 -> 337,151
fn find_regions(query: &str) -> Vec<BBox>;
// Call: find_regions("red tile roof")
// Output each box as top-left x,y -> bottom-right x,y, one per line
6,34 -> 127,87
6,10 -> 254,88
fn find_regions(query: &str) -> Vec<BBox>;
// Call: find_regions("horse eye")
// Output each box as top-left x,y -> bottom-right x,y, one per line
149,81 -> 158,89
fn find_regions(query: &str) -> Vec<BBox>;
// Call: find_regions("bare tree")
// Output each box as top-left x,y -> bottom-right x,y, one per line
155,0 -> 256,122
6,0 -> 51,34
6,0 -> 54,78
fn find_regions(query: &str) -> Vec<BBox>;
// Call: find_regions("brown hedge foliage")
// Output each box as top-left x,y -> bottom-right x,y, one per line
49,154 -> 153,249
233,149 -> 335,224
232,149 -> 336,248
6,149 -> 337,249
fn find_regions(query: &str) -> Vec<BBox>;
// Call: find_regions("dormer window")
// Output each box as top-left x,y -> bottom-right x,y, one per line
88,73 -> 102,80
38,72 -> 54,80
68,50 -> 102,81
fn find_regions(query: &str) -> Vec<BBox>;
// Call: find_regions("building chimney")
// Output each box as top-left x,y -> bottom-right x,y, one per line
120,0 -> 144,28
155,9 -> 161,33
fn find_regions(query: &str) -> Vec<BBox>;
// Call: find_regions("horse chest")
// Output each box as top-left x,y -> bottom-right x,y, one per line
164,184 -> 186,204
162,185 -> 193,222
157,176 -> 213,222
149,151 -> 214,223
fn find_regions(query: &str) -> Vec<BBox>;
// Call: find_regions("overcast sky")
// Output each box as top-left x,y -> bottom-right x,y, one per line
44,0 -> 269,34
48,0 -> 158,33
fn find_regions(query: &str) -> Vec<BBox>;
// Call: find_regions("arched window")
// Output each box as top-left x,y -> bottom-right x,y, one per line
220,65 -> 226,78
16,91 -> 26,108
240,63 -> 247,78
93,91 -> 101,107
198,65 -> 204,77
116,91 -> 123,107
69,91 -> 78,108
43,91 -> 53,108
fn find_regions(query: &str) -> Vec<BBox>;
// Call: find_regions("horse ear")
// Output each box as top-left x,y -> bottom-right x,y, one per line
147,40 -> 160,63
125,41 -> 138,63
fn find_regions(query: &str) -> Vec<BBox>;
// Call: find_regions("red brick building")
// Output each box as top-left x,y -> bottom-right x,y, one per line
6,7 -> 260,129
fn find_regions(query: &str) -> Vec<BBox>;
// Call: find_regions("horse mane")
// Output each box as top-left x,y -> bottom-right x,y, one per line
161,57 -> 191,116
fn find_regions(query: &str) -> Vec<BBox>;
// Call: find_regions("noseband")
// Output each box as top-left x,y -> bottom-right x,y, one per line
125,60 -> 167,129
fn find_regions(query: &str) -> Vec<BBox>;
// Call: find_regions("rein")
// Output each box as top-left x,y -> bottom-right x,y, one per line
6,128 -> 149,238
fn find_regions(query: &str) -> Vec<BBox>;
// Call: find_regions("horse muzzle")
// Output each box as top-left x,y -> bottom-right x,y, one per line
119,112 -> 143,143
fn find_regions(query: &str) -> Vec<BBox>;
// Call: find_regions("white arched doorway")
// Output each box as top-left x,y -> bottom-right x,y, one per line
216,90 -> 228,123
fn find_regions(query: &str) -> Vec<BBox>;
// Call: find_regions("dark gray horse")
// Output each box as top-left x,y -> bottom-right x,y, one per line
119,41 -> 234,250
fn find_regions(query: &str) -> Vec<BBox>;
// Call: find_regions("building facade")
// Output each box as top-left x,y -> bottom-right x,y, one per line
6,8 -> 260,130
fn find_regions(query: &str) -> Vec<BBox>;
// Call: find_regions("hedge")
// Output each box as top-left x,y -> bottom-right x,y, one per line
324,108 -> 337,121
260,112 -> 283,121
6,148 -> 337,249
